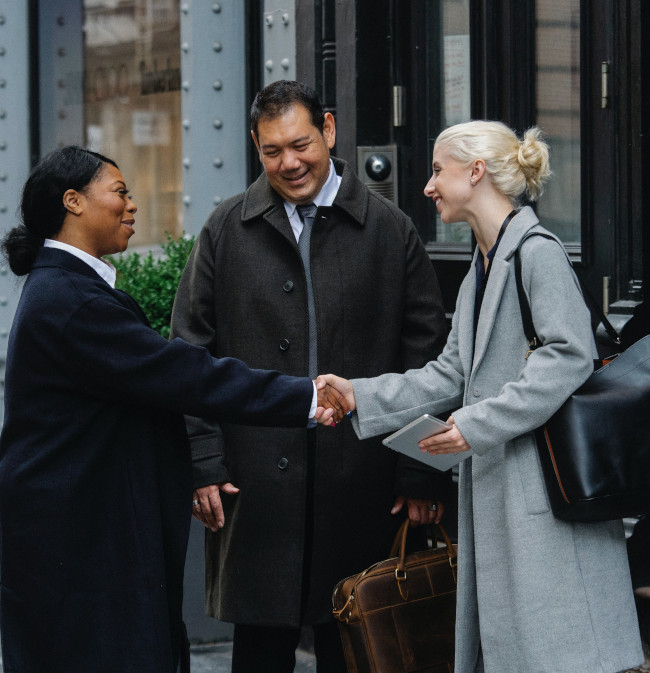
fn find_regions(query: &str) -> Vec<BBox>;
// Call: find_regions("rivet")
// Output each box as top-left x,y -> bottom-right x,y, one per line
183,195 -> 192,206
0,204 -> 7,213
0,47 -> 5,57
213,42 -> 222,52
213,79 -> 223,90
0,109 -> 6,119
214,196 -> 223,205
213,157 -> 223,168
182,119 -> 190,129
0,80 -> 6,88
265,14 -> 274,27
0,141 -> 7,150
181,42 -> 190,53
0,16 -> 5,25
181,3 -> 189,13
265,60 -> 273,72
182,157 -> 191,168
0,297 -> 7,306
57,47 -> 66,57
0,328 -> 8,338
182,80 -> 190,91
58,110 -> 66,120
57,16 -> 65,26
282,13 -> 290,25
213,118 -> 223,129
0,174 -> 7,181
0,266 -> 6,274
281,58 -> 290,70
212,3 -> 222,13
58,79 -> 66,88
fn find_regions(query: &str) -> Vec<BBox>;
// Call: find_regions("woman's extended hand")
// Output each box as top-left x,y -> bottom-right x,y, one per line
418,416 -> 471,455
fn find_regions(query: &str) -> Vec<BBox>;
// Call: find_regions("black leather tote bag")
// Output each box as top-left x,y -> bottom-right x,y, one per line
515,247 -> 650,522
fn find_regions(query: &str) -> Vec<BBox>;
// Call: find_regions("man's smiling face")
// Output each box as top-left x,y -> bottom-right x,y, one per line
252,104 -> 336,205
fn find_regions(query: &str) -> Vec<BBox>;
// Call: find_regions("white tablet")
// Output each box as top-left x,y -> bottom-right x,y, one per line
382,413 -> 473,471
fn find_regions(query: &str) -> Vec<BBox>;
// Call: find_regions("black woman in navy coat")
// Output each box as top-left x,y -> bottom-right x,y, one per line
0,146 -> 343,673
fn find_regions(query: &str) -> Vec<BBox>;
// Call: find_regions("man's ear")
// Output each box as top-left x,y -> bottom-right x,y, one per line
62,189 -> 83,215
322,112 -> 336,150
251,130 -> 263,161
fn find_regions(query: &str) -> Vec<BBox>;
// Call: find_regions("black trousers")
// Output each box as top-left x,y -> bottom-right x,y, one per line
231,623 -> 347,673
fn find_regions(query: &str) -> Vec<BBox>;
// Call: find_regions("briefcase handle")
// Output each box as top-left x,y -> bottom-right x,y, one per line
332,520 -> 457,622
390,519 -> 457,598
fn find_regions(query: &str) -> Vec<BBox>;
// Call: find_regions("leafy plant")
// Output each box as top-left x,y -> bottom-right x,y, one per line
109,233 -> 196,338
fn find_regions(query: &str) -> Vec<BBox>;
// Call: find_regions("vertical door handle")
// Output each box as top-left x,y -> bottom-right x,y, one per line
601,62 -> 610,109
602,276 -> 610,315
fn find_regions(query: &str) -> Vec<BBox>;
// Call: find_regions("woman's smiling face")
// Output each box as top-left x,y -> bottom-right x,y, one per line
76,163 -> 138,258
423,144 -> 473,224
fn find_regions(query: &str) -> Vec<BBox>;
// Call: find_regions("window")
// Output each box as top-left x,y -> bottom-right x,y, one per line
535,0 -> 581,246
83,0 -> 182,247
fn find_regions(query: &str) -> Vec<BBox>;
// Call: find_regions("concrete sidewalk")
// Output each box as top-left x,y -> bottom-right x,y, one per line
189,642 -> 315,672
0,642 -> 316,673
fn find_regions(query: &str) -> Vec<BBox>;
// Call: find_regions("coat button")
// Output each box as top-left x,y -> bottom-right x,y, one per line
473,387 -> 481,397
283,280 -> 294,292
278,457 -> 289,470
279,338 -> 290,351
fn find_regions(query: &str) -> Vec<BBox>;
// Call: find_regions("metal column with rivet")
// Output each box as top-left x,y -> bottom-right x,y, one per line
263,0 -> 296,87
0,1 -> 31,422
180,1 -> 247,238
38,0 -> 84,152
179,0 -> 248,644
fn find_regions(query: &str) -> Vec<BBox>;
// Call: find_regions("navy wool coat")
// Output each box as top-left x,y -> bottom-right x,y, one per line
0,248 -> 313,673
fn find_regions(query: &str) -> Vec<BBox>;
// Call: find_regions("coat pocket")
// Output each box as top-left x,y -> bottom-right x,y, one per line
513,433 -> 550,515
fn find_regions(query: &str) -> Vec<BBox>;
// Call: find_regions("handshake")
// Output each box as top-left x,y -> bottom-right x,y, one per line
313,374 -> 356,426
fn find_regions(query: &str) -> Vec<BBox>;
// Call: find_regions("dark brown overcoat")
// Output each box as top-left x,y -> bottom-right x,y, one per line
170,158 -> 449,626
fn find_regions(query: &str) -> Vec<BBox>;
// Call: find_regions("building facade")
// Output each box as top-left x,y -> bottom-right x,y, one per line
1,0 -> 648,642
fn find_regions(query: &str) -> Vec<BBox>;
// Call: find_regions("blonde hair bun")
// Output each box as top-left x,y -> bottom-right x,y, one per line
435,120 -> 551,204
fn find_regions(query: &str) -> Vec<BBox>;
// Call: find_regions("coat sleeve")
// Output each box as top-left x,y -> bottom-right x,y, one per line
450,236 -> 594,454
351,284 -> 467,440
352,236 -> 595,456
170,216 -> 231,486
63,293 -> 314,428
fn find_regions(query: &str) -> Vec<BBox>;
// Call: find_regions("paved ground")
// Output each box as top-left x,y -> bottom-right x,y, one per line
189,642 -> 315,672
0,642 -> 316,673
1,640 -> 649,672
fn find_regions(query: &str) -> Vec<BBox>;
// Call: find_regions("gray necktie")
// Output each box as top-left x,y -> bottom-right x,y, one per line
297,203 -> 318,378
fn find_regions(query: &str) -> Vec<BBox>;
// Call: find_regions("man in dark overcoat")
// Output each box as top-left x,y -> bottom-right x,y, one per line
170,80 -> 450,672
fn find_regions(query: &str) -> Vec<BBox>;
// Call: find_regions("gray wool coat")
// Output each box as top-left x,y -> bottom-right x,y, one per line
351,207 -> 643,673
170,157 -> 449,626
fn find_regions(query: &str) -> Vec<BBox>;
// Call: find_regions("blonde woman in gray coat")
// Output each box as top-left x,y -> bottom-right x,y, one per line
317,121 -> 643,673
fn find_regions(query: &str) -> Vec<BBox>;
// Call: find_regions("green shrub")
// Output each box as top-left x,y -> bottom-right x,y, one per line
109,233 -> 196,338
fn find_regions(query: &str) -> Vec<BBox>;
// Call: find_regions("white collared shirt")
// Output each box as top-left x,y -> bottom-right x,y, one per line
283,158 -> 342,242
44,239 -> 117,288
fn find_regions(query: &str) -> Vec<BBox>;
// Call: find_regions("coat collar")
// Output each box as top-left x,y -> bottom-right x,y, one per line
240,156 -> 369,226
32,246 -> 109,283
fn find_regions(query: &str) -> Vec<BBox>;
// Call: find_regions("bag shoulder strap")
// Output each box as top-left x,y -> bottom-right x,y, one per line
514,233 -> 620,355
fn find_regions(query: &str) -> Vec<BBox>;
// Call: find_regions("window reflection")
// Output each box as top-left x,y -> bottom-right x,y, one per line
83,0 -> 182,247
429,0 -> 472,245
535,0 -> 581,245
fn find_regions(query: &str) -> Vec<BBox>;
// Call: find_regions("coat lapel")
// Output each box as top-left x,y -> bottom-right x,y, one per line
472,258 -> 509,371
471,207 -> 541,373
458,256 -> 478,376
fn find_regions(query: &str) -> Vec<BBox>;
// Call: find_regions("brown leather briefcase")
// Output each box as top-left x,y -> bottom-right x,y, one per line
332,519 -> 457,673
